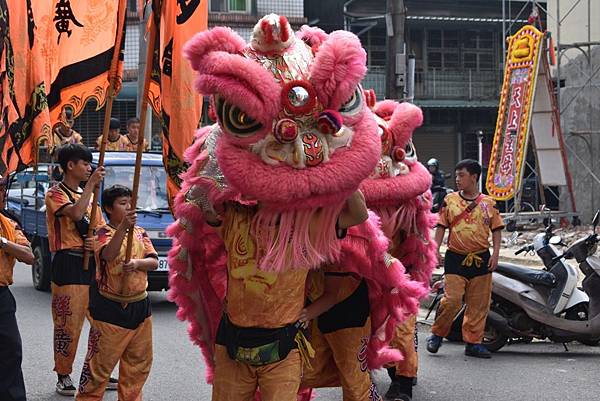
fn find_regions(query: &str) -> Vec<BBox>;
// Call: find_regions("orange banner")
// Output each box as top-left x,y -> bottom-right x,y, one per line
486,25 -> 544,200
147,0 -> 207,208
0,0 -> 52,175
40,0 -> 127,129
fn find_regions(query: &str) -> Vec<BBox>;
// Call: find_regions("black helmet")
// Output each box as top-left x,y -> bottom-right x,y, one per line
427,158 -> 439,167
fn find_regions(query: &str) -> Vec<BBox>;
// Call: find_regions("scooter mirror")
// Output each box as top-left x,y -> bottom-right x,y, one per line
549,235 -> 562,245
593,210 -> 600,229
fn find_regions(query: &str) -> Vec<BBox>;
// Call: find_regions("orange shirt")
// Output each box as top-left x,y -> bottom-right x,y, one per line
308,264 -> 361,305
122,135 -> 149,152
96,134 -> 130,151
95,225 -> 157,300
220,204 -> 308,329
53,130 -> 83,148
0,214 -> 30,286
438,192 -> 504,253
45,183 -> 106,252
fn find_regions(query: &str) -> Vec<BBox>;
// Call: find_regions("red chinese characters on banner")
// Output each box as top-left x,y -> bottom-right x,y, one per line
486,25 -> 544,200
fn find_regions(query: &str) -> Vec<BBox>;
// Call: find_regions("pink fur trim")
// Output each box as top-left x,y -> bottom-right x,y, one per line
388,102 -> 423,149
296,25 -> 329,53
361,161 -> 432,206
216,113 -> 380,210
183,27 -> 246,71
372,99 -> 398,119
338,212 -> 428,368
310,30 -> 367,110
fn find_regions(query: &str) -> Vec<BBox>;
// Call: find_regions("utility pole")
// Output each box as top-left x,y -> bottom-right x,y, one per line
386,0 -> 406,100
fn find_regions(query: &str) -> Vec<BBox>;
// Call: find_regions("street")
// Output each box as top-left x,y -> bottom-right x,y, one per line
12,263 -> 600,401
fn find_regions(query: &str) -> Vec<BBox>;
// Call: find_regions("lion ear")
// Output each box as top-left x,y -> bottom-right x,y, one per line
309,30 -> 367,110
184,27 -> 247,72
296,25 -> 329,53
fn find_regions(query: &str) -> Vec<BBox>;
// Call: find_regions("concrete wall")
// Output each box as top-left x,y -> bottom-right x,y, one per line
559,46 -> 600,222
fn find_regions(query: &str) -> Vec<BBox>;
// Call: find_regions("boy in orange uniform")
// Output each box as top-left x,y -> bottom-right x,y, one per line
427,159 -> 504,358
45,144 -> 106,395
76,185 -> 157,401
0,176 -> 35,401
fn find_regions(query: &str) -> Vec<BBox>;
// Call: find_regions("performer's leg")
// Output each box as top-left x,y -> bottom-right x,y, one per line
117,317 -> 153,401
462,274 -> 493,344
431,274 -> 467,338
325,319 -> 380,401
300,322 -> 339,389
387,315 -> 418,398
0,288 -> 26,401
76,320 -> 129,401
52,283 -> 90,375
212,345 -> 259,401
256,349 -> 302,401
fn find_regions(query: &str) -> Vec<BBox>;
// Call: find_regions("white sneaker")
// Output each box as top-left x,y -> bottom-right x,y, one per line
56,375 -> 76,396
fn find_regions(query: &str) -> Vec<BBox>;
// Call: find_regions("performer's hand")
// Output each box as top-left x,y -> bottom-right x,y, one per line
488,252 -> 499,272
119,209 -> 137,230
87,166 -> 105,189
123,259 -> 139,273
84,237 -> 94,252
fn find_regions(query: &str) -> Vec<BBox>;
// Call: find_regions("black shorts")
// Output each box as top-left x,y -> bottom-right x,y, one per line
444,249 -> 491,279
51,250 -> 96,286
89,283 -> 151,330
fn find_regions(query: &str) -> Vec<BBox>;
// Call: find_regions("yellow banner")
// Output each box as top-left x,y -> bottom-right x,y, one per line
486,25 -> 544,200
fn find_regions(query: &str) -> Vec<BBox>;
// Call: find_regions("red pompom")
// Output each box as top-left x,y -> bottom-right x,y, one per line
392,146 -> 405,162
317,110 -> 343,135
274,119 -> 299,143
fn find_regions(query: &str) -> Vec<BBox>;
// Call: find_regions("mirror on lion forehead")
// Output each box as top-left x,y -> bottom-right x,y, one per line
288,86 -> 311,107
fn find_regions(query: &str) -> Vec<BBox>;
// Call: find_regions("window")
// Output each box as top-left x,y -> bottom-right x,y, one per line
127,0 -> 137,13
210,0 -> 250,13
426,29 -> 460,70
104,166 -> 169,211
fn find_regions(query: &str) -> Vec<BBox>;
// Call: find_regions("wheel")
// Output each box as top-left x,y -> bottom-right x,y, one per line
506,220 -> 517,232
32,240 -> 51,291
482,321 -> 508,352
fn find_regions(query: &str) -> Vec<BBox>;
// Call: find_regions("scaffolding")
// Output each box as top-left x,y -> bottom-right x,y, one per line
500,0 -> 599,229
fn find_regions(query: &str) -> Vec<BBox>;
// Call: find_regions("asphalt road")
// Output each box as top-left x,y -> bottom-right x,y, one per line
10,263 -> 600,401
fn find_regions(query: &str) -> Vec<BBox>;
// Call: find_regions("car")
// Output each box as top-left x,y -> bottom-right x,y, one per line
8,152 -> 174,292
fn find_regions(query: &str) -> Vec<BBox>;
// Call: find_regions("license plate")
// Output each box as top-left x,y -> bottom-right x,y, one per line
157,257 -> 169,271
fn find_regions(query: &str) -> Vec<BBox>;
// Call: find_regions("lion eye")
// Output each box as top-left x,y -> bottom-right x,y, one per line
339,87 -> 362,115
216,96 -> 263,136
404,140 -> 416,159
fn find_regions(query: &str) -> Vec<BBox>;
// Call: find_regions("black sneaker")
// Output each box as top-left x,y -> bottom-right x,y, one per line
106,376 -> 118,391
465,343 -> 492,359
56,374 -> 76,396
385,376 -> 413,401
384,382 -> 412,401
426,334 -> 443,353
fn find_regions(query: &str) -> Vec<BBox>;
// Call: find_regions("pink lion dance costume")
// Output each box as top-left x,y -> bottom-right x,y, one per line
166,15 -> 426,401
361,94 -> 439,400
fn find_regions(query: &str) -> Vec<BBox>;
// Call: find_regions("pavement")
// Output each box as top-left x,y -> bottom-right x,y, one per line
11,259 -> 600,401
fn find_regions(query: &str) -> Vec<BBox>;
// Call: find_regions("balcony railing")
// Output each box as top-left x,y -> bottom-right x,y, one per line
363,67 -> 502,101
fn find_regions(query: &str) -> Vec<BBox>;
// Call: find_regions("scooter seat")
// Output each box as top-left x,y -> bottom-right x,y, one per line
496,262 -> 557,287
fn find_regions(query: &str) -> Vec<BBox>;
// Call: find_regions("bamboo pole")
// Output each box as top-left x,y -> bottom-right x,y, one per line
121,17 -> 156,290
83,0 -> 127,270
82,84 -> 116,270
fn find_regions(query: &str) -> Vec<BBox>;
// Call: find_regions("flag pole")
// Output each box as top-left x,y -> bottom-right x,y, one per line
83,0 -> 127,270
122,16 -> 157,287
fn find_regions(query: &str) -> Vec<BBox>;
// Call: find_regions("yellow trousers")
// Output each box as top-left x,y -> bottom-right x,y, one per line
76,317 -> 153,401
389,315 -> 418,378
52,283 -> 90,375
212,345 -> 302,401
431,274 -> 493,344
301,319 -> 381,401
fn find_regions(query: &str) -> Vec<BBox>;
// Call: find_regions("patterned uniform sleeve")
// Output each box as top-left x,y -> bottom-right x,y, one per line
489,199 -> 505,231
140,228 -> 158,259
13,225 -> 31,247
94,226 -> 113,260
45,187 -> 72,217
437,197 -> 450,228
